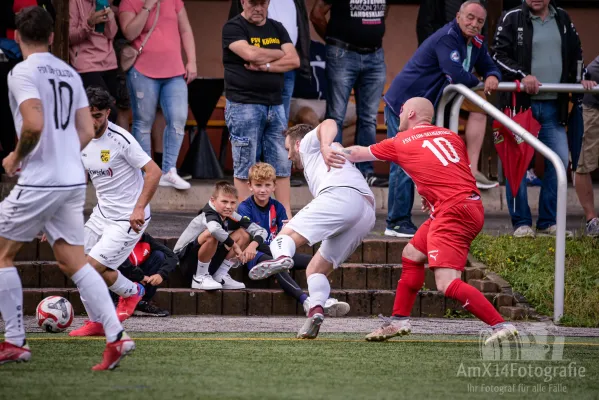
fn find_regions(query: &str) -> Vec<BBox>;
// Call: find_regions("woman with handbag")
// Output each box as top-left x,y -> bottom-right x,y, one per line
119,0 -> 197,190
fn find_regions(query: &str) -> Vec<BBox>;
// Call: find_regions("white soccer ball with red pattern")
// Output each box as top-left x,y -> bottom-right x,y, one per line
36,296 -> 74,333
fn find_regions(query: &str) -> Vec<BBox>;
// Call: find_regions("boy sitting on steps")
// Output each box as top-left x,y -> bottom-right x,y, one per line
237,163 -> 350,317
174,181 -> 267,290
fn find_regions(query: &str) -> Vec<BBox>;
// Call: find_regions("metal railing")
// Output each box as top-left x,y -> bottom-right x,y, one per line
436,82 -> 599,324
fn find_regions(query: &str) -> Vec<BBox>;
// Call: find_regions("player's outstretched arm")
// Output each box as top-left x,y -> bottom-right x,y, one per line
130,160 -> 161,233
339,145 -> 377,164
75,107 -> 95,150
2,98 -> 44,176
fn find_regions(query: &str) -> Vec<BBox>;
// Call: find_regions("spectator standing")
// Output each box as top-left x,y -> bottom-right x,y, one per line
415,0 -> 502,190
310,0 -> 387,184
574,55 -> 599,237
493,0 -> 596,237
119,0 -> 197,190
69,0 -> 124,126
383,0 -> 500,238
222,0 -> 299,219
228,0 -> 311,124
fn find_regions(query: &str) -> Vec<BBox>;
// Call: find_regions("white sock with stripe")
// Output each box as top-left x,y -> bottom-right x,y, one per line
0,267 -> 25,347
72,264 -> 123,343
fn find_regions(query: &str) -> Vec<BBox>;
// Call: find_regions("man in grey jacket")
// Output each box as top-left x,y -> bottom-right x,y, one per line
575,55 -> 599,237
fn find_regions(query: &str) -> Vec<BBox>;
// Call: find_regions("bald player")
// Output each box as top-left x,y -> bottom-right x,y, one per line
337,97 -> 517,345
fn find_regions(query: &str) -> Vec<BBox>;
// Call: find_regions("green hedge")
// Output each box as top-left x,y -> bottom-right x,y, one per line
471,235 -> 599,327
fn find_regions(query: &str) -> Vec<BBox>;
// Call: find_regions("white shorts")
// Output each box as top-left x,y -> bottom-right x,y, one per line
84,212 -> 149,270
286,187 -> 375,268
0,187 -> 85,246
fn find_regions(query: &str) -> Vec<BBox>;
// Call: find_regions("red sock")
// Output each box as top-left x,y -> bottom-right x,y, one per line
308,305 -> 324,317
392,258 -> 425,317
445,279 -> 504,326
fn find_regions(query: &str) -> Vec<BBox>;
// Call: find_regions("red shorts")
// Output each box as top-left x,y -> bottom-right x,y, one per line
410,199 -> 484,271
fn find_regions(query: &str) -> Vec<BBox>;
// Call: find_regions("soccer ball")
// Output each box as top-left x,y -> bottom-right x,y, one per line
36,296 -> 74,333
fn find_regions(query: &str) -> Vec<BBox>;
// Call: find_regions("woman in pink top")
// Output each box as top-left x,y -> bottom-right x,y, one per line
119,0 -> 196,190
69,0 -> 126,126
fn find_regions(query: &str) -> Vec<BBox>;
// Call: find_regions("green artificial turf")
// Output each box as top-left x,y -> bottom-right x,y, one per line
2,333 -> 599,400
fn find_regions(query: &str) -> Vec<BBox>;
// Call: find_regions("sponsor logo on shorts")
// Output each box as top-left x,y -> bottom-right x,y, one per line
88,168 -> 113,179
101,150 -> 110,163
428,250 -> 439,261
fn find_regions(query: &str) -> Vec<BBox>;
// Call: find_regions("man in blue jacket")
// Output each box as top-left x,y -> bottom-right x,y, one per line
382,0 -> 501,238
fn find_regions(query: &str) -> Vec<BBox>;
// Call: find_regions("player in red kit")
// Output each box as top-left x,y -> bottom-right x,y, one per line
333,97 -> 517,345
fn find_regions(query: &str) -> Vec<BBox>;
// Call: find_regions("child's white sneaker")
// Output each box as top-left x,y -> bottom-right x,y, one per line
217,273 -> 245,290
191,274 -> 222,290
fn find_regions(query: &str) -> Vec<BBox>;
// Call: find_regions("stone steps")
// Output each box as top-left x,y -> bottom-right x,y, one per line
13,237 -> 409,264
20,288 -> 516,317
15,261 -> 495,292
17,236 -> 531,320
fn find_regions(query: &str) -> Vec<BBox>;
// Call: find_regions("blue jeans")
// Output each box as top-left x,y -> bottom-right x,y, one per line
256,70 -> 295,163
225,100 -> 291,179
126,67 -> 188,173
282,70 -> 295,124
325,45 -> 386,176
384,105 -> 415,228
505,101 -> 569,230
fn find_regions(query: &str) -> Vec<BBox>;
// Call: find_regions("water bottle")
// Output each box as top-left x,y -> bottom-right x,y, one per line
95,0 -> 110,33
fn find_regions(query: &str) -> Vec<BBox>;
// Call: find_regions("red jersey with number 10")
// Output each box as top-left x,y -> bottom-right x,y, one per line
370,124 -> 480,216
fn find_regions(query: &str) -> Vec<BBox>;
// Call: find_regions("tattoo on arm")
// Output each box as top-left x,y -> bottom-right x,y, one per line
16,102 -> 43,159
16,130 -> 41,159
342,149 -> 353,155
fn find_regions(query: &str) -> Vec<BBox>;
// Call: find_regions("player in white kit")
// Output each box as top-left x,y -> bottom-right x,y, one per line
69,87 -> 161,337
0,7 -> 134,370
248,121 -> 376,339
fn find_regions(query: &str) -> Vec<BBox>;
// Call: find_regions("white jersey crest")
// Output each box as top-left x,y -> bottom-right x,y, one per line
82,122 -> 151,221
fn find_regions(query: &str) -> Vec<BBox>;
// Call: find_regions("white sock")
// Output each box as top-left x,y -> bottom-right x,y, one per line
72,264 -> 123,343
195,260 -> 210,276
213,259 -> 235,281
307,273 -> 330,309
0,267 -> 25,347
270,235 -> 296,259
108,271 -> 138,298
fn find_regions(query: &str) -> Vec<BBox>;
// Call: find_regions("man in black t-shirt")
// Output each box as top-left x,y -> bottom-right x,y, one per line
222,0 -> 300,218
310,0 -> 387,186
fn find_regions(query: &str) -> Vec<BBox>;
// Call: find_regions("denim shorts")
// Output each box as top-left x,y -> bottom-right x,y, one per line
225,100 -> 291,179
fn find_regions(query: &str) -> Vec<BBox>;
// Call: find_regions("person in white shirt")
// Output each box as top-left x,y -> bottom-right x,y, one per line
0,6 -> 134,370
69,86 -> 161,337
248,121 -> 375,339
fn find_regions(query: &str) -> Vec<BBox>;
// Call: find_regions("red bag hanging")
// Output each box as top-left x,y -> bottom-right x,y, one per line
492,81 -> 541,195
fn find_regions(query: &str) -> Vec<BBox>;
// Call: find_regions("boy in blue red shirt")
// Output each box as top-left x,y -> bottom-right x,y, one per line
238,163 -> 349,317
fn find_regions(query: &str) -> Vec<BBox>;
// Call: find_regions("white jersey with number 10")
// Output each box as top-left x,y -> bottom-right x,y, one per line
8,52 -> 88,190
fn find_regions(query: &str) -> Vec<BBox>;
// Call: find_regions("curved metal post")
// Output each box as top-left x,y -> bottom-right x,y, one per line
436,83 -> 574,324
